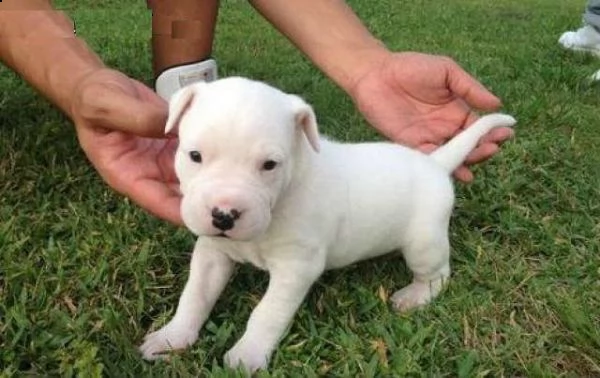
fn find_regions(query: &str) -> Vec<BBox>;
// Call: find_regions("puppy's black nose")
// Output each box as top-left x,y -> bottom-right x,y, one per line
211,207 -> 241,231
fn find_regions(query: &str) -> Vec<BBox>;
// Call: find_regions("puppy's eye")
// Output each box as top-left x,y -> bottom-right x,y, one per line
262,160 -> 278,171
189,151 -> 202,163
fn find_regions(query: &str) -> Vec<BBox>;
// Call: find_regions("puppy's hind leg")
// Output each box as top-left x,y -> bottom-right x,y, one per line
391,224 -> 451,312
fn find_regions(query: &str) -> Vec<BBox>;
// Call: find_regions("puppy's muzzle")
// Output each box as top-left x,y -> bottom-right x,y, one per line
211,207 -> 242,231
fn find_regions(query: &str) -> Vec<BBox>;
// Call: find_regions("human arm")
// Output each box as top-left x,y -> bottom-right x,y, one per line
249,0 -> 513,182
0,1 -> 182,223
0,0 -> 103,119
148,0 -> 219,77
249,0 -> 387,94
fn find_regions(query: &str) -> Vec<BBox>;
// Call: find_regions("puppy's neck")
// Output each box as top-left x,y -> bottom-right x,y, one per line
291,134 -> 320,185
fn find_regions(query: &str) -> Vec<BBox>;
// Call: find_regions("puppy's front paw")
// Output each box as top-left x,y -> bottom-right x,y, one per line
391,282 -> 438,312
224,338 -> 270,373
139,321 -> 198,360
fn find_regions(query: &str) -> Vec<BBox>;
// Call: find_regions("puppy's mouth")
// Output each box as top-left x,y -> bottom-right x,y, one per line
215,232 -> 230,239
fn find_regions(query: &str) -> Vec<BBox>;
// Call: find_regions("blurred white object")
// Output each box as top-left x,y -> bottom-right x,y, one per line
155,59 -> 218,101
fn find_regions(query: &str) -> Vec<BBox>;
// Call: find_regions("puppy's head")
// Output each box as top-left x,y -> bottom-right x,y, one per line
167,77 -> 320,241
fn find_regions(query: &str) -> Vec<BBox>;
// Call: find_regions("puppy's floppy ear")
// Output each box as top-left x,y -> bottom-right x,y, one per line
288,94 -> 320,153
165,84 -> 200,134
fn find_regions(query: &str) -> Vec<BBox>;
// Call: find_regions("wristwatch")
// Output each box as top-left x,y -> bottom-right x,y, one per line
155,59 -> 218,101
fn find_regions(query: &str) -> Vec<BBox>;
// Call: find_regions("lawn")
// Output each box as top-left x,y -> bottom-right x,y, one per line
1,0 -> 599,376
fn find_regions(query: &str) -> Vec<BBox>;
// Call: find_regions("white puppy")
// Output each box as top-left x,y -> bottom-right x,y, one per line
139,77 -> 516,372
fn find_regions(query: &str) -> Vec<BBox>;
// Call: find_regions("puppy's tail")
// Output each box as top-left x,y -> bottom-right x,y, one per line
430,113 -> 516,173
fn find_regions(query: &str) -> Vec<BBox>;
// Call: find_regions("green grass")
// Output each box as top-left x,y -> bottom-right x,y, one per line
1,0 -> 599,376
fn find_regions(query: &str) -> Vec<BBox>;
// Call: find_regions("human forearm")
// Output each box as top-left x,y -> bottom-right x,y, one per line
249,0 -> 388,93
0,1 -> 104,118
148,0 -> 219,77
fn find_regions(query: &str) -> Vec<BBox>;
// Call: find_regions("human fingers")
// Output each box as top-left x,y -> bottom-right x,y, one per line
75,75 -> 168,138
452,165 -> 474,183
464,127 -> 514,165
125,178 -> 183,225
444,58 -> 502,111
417,143 -> 438,154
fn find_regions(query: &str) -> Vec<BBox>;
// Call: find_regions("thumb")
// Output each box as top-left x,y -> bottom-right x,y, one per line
446,61 -> 502,111
79,82 -> 168,138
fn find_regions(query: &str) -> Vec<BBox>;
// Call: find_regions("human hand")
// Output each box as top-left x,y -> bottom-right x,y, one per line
349,52 -> 514,182
70,68 -> 182,224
